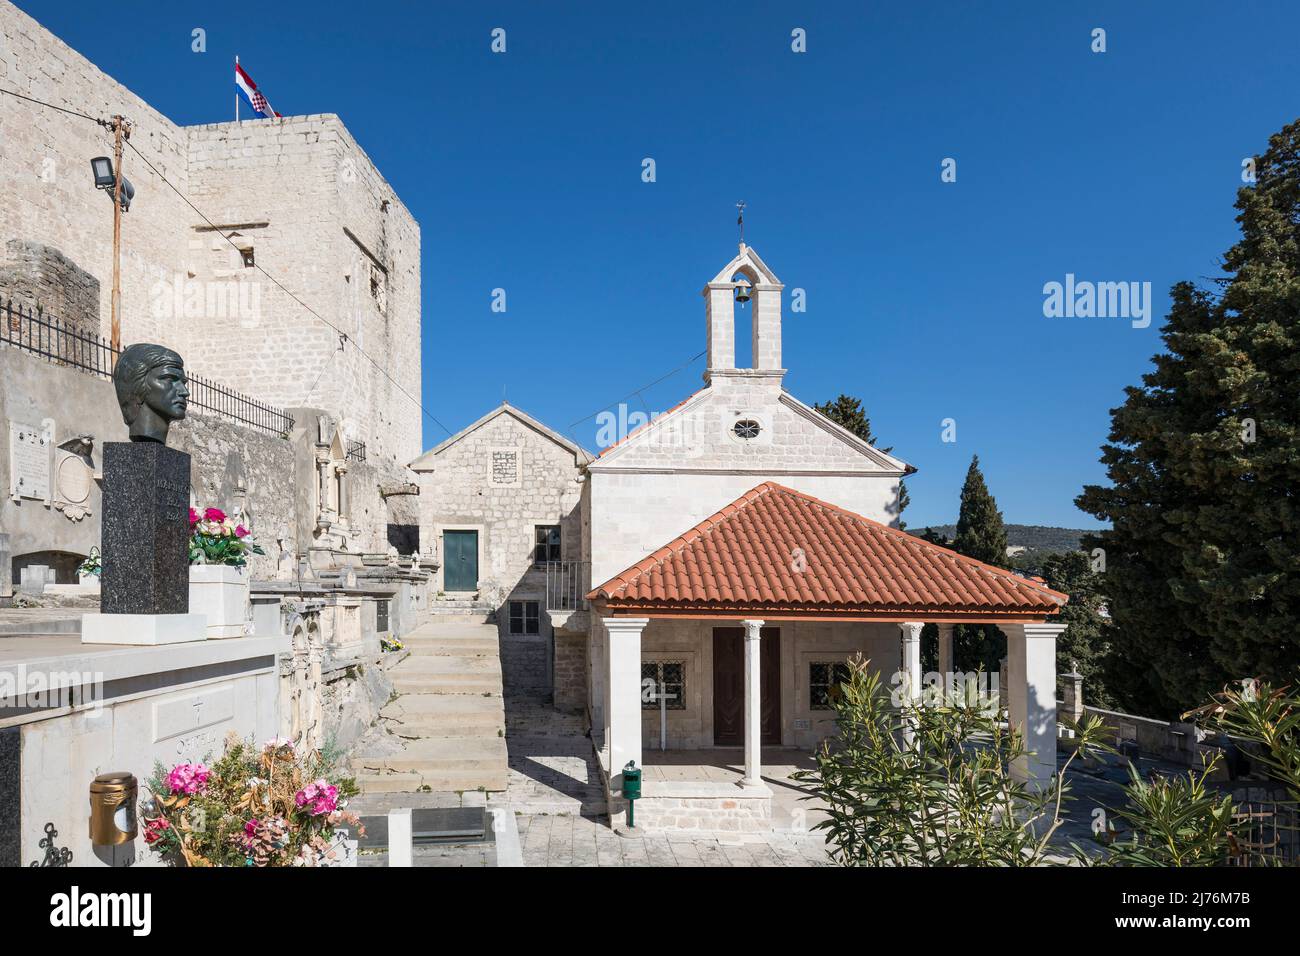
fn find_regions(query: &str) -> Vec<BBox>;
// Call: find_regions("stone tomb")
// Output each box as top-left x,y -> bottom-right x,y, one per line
82,442 -> 205,645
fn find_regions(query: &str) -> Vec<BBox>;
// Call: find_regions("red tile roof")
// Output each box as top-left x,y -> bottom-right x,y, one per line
588,482 -> 1067,621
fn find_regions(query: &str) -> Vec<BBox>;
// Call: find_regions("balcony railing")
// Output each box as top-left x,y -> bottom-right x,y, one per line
545,561 -> 590,612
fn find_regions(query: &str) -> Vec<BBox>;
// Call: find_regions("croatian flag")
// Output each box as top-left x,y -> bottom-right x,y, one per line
235,60 -> 281,119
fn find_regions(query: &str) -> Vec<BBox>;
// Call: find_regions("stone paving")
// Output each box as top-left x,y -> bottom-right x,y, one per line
346,690 -> 1171,867
349,693 -> 832,866
500,695 -> 830,866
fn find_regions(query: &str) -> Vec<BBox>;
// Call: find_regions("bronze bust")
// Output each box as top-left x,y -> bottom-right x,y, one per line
112,343 -> 190,444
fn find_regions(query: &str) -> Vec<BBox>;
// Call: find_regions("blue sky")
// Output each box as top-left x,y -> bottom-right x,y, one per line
16,1 -> 1300,528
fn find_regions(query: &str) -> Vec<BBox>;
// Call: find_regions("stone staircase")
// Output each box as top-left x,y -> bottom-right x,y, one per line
426,593 -> 496,626
352,620 -> 508,793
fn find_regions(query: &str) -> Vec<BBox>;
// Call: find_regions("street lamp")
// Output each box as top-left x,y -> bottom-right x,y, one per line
89,114 -> 132,360
90,156 -> 114,188
89,156 -> 133,211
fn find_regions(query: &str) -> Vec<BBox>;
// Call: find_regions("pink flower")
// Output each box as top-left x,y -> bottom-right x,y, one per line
188,507 -> 199,527
203,507 -> 226,522
294,779 -> 339,816
166,762 -> 210,796
235,525 -> 250,539
143,817 -> 170,845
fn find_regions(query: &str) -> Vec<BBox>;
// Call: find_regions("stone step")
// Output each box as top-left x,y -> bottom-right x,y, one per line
355,768 -> 508,794
381,692 -> 504,718
381,694 -> 504,737
391,676 -> 502,695
383,716 -> 504,739
403,637 -> 499,655
406,646 -> 498,660
352,736 -> 507,775
394,657 -> 500,675
353,771 -> 425,794
412,621 -> 501,638
426,612 -> 494,625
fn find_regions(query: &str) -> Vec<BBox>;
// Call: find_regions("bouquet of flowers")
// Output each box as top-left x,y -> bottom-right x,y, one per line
142,733 -> 362,867
380,637 -> 404,653
77,547 -> 102,578
189,507 -> 265,567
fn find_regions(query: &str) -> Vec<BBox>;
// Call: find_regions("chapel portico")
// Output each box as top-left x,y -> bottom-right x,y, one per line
580,241 -> 1069,832
587,482 -> 1069,831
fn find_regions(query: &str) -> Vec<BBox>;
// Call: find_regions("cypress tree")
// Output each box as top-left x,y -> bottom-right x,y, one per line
1076,118 -> 1300,716
953,455 -> 1008,566
952,455 -> 1009,673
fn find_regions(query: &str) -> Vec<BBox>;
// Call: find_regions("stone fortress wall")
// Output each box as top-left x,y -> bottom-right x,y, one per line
0,3 -> 424,585
0,1 -> 421,461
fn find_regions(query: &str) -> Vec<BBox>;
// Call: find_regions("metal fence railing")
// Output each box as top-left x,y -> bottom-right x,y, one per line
346,439 -> 367,462
1228,796 -> 1299,866
545,561 -> 590,613
1,297 -> 294,437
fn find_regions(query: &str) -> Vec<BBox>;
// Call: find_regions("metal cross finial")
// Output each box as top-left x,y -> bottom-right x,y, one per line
736,201 -> 746,245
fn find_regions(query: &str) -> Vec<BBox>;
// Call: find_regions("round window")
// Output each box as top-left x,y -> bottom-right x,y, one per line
733,419 -> 761,440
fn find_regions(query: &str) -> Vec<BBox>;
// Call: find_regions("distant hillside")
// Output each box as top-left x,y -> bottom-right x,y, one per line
909,524 -> 1096,554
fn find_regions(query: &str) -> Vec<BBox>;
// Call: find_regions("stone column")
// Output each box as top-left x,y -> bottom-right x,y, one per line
336,464 -> 350,520
898,622 -> 923,704
317,459 -> 331,514
1004,622 -> 1066,790
898,622 -> 924,746
741,619 -> 765,788
937,623 -> 954,683
603,617 -> 647,795
590,628 -> 605,743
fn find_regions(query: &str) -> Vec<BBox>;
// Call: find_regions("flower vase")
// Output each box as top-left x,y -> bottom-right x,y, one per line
188,564 -> 251,639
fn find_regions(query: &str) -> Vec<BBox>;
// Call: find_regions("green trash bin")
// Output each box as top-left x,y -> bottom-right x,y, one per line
622,760 -> 642,827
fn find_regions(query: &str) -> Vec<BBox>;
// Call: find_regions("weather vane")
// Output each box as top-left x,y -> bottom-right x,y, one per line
736,200 -> 746,245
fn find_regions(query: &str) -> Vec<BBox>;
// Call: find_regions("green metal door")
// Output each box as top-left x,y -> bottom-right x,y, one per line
443,530 -> 478,592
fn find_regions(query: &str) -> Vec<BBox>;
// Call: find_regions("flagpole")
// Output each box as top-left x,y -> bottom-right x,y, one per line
235,55 -> 240,123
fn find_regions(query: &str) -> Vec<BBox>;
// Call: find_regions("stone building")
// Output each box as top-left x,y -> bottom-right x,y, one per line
411,404 -> 591,699
581,243 -> 1070,830
0,4 -> 423,586
0,3 -> 420,466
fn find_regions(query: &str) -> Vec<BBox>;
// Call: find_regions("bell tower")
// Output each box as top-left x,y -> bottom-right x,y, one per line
702,243 -> 785,385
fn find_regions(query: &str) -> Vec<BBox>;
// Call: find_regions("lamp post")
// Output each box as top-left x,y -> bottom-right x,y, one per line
90,114 -> 132,364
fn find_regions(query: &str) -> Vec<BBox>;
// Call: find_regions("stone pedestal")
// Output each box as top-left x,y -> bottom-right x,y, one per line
1061,668 -> 1085,724
101,442 -> 192,614
84,442 -> 205,646
82,612 -> 208,646
189,564 -> 251,639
